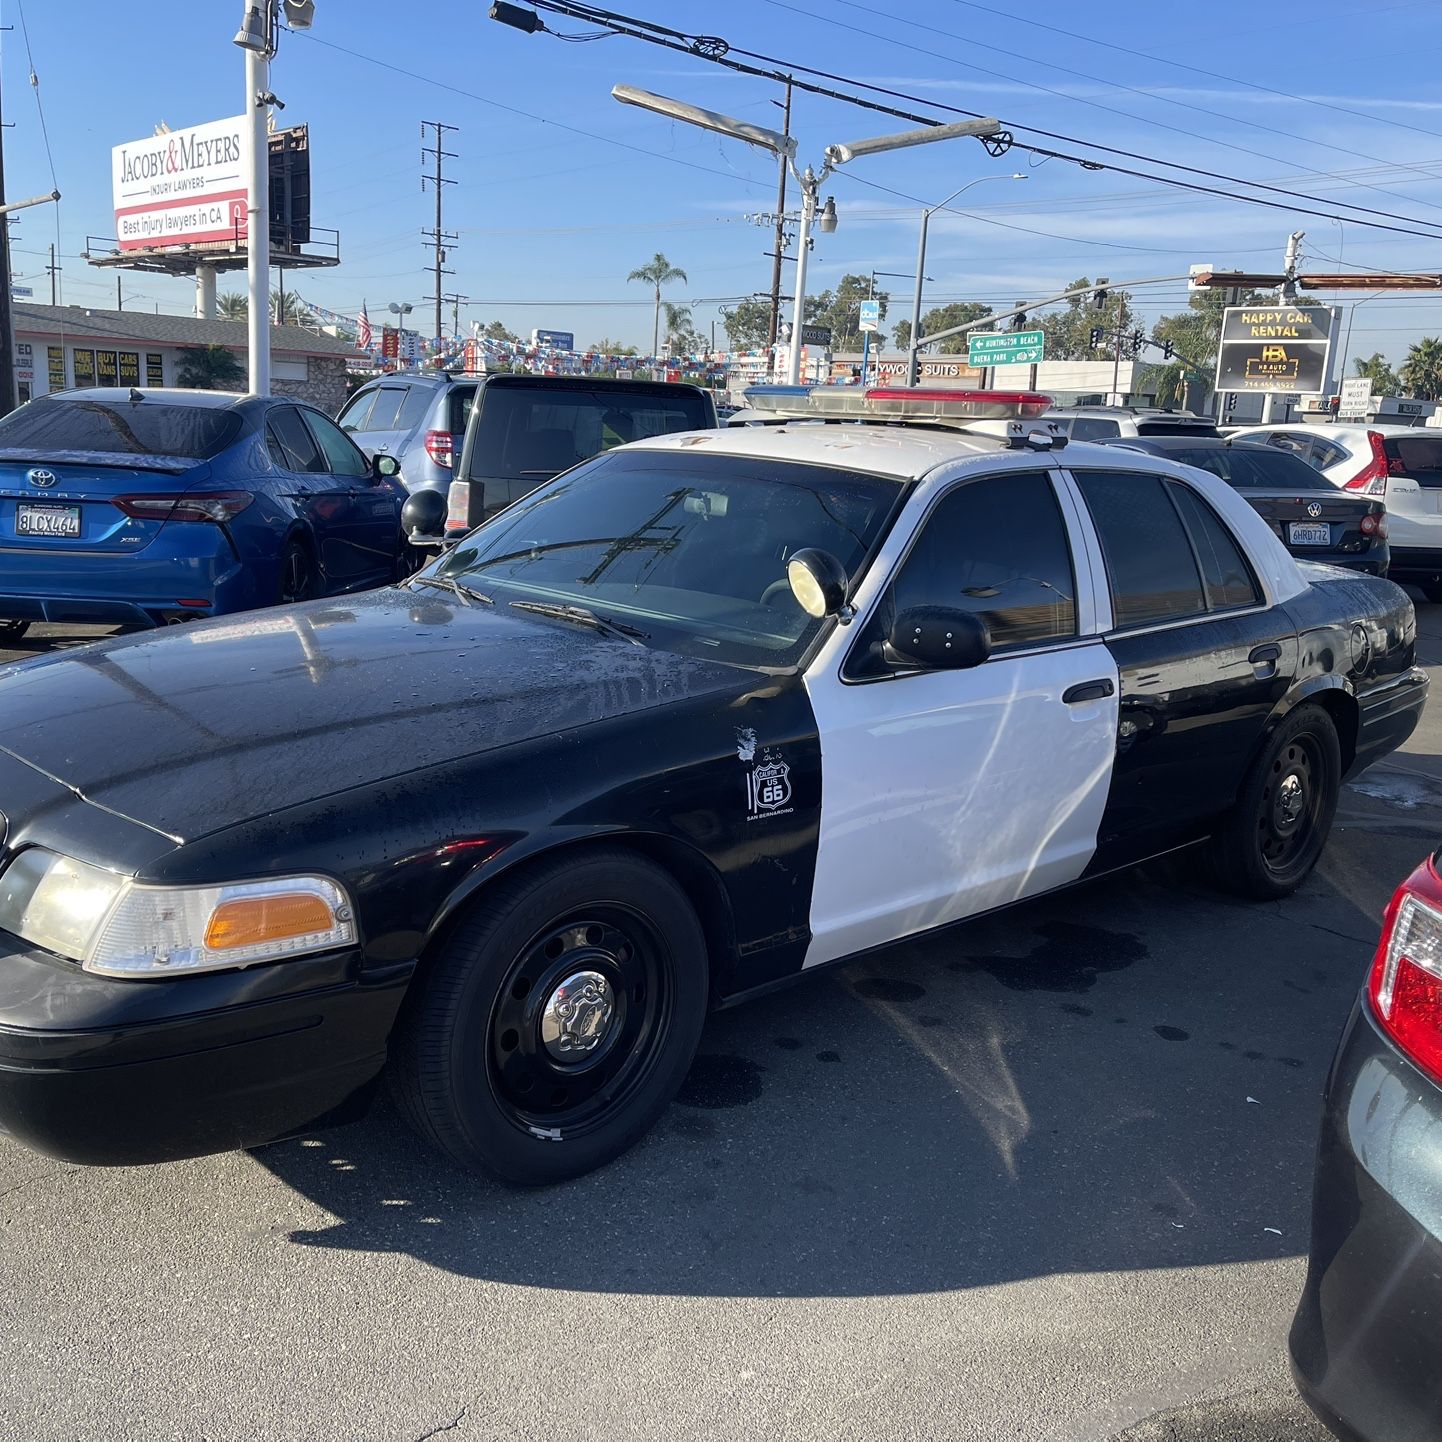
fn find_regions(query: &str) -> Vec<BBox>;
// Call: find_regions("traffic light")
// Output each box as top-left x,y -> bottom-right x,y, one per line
1092,277 -> 1110,311
1162,340 -> 1174,361
1011,305 -> 1028,331
1090,327 -> 1105,349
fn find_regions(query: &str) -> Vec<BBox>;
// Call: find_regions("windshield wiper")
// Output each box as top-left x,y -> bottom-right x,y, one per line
408,574 -> 493,606
509,600 -> 648,646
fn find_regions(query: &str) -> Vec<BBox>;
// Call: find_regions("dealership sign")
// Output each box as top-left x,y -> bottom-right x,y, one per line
113,117 -> 249,252
1216,306 -> 1335,395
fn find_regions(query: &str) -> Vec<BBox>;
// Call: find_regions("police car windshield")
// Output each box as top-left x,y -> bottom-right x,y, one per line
437,449 -> 897,667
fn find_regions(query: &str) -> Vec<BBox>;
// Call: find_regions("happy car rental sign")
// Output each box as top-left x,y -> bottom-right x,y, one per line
112,117 -> 250,252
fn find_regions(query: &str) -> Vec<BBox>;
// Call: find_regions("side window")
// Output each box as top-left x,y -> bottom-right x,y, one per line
336,388 -> 376,433
850,471 -> 1077,678
303,410 -> 371,477
1310,438 -> 1347,470
1070,417 -> 1121,441
446,385 -> 477,435
397,383 -> 433,431
1074,469 -> 1205,628
361,386 -> 408,432
267,407 -> 326,473
1167,481 -> 1261,610
1265,431 -> 1314,462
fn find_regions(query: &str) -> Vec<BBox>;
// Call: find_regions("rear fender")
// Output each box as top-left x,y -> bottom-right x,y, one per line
1260,675 -> 1359,772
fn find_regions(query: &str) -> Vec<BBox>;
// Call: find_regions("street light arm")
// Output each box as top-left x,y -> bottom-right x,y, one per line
0,191 -> 61,218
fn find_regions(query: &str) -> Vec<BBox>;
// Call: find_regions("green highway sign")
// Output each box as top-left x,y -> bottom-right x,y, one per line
967,329 -> 1045,366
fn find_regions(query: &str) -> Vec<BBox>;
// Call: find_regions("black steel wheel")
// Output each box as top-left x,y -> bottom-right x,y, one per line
390,848 -> 708,1185
0,619 -> 30,640
1209,704 -> 1341,899
277,537 -> 316,605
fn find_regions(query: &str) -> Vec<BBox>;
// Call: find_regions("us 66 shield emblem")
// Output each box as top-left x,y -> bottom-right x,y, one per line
746,751 -> 793,819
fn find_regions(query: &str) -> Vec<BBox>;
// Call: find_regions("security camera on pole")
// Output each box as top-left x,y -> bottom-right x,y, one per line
233,0 -> 315,396
612,85 -> 1000,386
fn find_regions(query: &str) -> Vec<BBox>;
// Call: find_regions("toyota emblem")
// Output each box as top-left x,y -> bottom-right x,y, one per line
26,468 -> 57,488
1306,501 -> 1323,518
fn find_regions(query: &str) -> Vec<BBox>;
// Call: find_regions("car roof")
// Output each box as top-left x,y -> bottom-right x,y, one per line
1104,435 -> 1228,453
1231,422 -> 1426,439
53,386 -> 246,409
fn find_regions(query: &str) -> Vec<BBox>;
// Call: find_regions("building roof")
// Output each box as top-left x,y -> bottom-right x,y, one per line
13,303 -> 359,359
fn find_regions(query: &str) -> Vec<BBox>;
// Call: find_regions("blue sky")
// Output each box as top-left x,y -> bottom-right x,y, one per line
8,0 -> 1442,365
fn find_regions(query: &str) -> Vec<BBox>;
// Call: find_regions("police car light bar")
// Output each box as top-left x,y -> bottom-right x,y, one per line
743,385 -> 1053,423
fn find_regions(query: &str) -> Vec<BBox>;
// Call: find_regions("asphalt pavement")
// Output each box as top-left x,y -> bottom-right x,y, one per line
2,604 -> 1440,1442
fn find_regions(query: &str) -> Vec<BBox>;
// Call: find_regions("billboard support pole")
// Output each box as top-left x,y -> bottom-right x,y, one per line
195,265 -> 217,321
244,16 -> 272,395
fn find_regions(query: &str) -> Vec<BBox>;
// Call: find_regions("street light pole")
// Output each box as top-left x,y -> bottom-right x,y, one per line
241,8 -> 272,395
906,172 -> 1026,386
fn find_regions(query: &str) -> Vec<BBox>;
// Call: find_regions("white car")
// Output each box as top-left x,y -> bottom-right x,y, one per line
1229,423 -> 1442,599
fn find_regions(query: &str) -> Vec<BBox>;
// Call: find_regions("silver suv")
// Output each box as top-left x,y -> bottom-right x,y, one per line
336,373 -> 477,493
1043,405 -> 1219,442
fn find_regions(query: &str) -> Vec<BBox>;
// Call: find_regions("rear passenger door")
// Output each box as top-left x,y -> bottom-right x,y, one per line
301,408 -> 399,587
1065,465 -> 1298,872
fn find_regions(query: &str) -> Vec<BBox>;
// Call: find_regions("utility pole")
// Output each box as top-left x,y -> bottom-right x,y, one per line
765,78 -> 792,369
0,60 -> 16,418
117,276 -> 123,310
421,121 -> 459,357
442,291 -> 468,344
1262,230 -> 1305,423
46,242 -> 58,305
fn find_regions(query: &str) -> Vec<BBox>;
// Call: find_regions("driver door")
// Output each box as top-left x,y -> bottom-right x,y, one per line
801,467 -> 1120,969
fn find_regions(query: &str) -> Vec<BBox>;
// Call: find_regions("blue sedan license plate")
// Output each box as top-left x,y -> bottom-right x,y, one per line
16,503 -> 80,538
1288,521 -> 1330,546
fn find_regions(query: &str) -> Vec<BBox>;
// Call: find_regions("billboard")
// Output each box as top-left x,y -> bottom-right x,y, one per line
1216,306 -> 1335,395
113,116 -> 249,252
532,329 -> 575,350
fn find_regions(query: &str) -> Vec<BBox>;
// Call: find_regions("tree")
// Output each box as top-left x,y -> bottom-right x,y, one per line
894,300 -> 992,354
217,292 -> 248,321
662,301 -> 705,355
627,251 -> 687,358
1150,287 -> 1274,377
721,298 -> 771,351
590,337 -> 637,355
807,273 -> 888,354
1401,337 -> 1442,400
1354,352 -> 1401,397
175,345 -> 246,391
270,292 -> 310,326
482,320 -> 521,344
1035,277 -> 1136,361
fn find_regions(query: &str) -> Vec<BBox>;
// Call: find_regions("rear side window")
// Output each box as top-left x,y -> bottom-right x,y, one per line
1070,417 -> 1120,441
1167,482 -> 1261,610
466,386 -> 711,482
1310,437 -> 1349,470
336,388 -> 376,433
446,385 -> 477,435
850,471 -> 1076,676
1075,470 -> 1205,628
0,395 -> 242,460
267,407 -> 326,473
361,386 -> 409,431
1262,431 -> 1323,468
1387,435 -> 1442,488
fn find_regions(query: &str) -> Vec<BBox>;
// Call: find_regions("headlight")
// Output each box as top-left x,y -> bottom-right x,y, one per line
0,849 -> 356,978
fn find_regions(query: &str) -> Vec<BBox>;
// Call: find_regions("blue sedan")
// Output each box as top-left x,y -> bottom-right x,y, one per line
0,387 -> 407,636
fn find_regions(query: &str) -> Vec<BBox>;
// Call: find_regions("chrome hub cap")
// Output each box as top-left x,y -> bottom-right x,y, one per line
1274,772 -> 1305,833
540,969 -> 616,1060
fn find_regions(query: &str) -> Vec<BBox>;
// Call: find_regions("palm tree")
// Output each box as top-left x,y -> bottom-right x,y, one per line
270,292 -> 310,327
1400,337 -> 1442,401
217,292 -> 248,321
662,301 -> 694,353
175,345 -> 246,390
627,252 -> 687,359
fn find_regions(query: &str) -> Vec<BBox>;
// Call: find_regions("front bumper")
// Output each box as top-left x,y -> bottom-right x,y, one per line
1290,999 -> 1442,1442
0,932 -> 414,1165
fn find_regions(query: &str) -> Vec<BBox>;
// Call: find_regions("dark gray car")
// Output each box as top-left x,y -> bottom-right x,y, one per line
337,373 -> 476,493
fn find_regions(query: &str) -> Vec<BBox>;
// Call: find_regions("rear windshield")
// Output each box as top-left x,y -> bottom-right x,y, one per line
1173,445 -> 1332,489
1387,434 -> 1442,487
1134,420 -> 1219,437
464,385 -> 712,483
0,395 -> 243,460
447,384 -> 477,435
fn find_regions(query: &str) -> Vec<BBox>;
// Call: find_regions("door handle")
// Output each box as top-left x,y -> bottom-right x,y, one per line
1062,678 -> 1115,705
1248,643 -> 1281,665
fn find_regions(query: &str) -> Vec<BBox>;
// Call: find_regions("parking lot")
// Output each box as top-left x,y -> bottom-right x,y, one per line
1,604 -> 1438,1442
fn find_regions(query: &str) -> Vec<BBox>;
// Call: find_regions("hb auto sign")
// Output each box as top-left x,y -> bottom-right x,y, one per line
113,117 -> 249,252
1216,305 -> 1335,395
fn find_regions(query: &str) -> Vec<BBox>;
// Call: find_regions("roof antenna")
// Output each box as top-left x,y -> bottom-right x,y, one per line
128,388 -> 144,404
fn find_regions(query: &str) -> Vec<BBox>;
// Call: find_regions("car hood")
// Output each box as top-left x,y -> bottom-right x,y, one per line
0,587 -> 747,845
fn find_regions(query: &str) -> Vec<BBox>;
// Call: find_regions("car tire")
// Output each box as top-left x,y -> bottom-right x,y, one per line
390,848 -> 709,1185
277,536 -> 316,605
1208,703 -> 1341,900
0,620 -> 30,640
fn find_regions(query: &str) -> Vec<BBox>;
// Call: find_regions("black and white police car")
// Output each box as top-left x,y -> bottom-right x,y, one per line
0,385 -> 1426,1184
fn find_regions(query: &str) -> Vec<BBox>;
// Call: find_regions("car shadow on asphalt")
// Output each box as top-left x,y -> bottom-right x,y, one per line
248,839 -> 1400,1299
